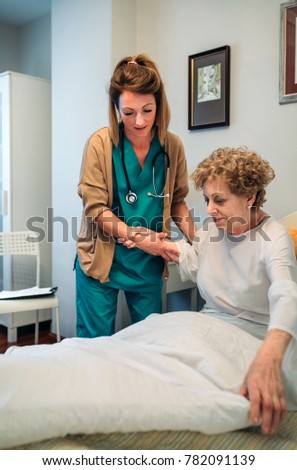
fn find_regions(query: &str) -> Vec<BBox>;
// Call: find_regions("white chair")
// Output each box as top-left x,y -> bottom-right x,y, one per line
0,231 -> 60,344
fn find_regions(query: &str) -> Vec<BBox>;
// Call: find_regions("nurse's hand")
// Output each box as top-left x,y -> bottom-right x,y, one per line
118,229 -> 173,259
132,233 -> 172,259
119,228 -> 166,247
124,226 -> 152,246
121,232 -> 180,261
163,249 -> 180,263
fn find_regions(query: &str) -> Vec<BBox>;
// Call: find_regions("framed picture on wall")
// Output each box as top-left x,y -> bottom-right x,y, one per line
188,45 -> 230,130
279,2 -> 297,104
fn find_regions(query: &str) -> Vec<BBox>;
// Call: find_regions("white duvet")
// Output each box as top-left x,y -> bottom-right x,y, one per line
0,311 -> 296,449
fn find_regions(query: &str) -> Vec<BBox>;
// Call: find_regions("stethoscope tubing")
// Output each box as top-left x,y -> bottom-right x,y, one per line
120,131 -> 170,204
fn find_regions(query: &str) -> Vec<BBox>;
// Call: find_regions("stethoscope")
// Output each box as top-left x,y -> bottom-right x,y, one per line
120,132 -> 170,205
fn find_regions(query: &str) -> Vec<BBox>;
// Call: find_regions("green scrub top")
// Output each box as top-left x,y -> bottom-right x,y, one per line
108,133 -> 166,292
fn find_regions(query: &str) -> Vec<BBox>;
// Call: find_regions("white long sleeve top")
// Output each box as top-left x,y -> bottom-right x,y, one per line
178,217 -> 297,340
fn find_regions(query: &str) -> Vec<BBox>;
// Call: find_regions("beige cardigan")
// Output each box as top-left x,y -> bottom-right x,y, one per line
77,127 -> 189,282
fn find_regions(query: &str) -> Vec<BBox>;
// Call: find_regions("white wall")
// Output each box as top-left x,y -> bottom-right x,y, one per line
0,22 -> 19,72
51,0 -> 112,337
19,13 -> 51,80
0,15 -> 51,80
136,0 -> 297,222
51,0 -> 297,337
111,0 -> 137,64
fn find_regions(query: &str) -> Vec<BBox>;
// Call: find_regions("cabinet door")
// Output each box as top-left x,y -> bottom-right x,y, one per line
0,72 -> 52,334
0,73 -> 11,290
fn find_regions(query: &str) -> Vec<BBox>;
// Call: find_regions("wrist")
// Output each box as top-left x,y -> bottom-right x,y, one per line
259,329 -> 292,364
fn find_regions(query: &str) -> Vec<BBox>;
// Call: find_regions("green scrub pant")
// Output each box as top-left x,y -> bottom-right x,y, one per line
75,257 -> 163,337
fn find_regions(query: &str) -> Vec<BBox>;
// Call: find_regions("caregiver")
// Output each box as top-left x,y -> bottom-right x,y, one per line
75,54 -> 196,338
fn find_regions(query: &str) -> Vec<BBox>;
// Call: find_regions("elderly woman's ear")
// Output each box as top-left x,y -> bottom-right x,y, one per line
247,193 -> 257,208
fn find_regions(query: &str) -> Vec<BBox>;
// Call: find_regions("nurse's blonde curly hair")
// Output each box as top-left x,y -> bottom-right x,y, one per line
191,146 -> 275,208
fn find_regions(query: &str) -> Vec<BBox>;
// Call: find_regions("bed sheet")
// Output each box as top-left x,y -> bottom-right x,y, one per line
0,311 -> 296,449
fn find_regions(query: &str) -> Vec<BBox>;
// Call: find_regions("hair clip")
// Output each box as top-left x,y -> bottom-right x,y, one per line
127,60 -> 138,65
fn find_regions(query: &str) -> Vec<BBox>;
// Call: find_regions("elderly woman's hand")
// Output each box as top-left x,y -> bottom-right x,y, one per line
240,329 -> 291,434
118,226 -> 156,248
118,229 -> 180,261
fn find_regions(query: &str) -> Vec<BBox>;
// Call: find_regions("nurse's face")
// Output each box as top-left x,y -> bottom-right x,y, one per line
119,91 -> 157,142
203,177 -> 255,235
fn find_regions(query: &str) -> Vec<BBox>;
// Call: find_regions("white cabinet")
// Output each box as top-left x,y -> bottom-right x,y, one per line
0,71 -> 52,342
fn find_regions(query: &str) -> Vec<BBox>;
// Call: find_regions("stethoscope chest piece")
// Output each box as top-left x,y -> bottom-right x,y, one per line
120,130 -> 170,204
125,190 -> 138,205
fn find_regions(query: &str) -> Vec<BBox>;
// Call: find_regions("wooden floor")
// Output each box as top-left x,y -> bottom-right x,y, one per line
0,321 -> 57,354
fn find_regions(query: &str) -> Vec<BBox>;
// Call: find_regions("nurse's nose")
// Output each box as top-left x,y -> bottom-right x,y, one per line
135,112 -> 145,126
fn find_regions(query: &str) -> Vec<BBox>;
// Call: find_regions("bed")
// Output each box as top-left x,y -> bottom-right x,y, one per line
9,413 -> 297,450
1,310 -> 297,450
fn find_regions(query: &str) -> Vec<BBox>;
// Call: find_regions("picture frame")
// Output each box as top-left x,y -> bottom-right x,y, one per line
188,45 -> 230,130
279,2 -> 297,104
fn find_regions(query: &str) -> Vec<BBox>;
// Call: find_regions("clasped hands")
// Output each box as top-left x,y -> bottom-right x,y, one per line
118,226 -> 180,262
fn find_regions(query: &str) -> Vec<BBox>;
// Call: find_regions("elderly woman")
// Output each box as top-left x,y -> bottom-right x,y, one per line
122,146 -> 297,435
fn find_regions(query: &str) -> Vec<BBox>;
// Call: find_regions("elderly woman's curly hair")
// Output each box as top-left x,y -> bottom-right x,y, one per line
191,147 -> 275,208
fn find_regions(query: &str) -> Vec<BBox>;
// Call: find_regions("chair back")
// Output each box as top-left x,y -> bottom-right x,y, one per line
0,231 -> 40,287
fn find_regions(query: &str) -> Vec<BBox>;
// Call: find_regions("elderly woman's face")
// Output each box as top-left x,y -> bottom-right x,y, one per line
203,177 -> 255,235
